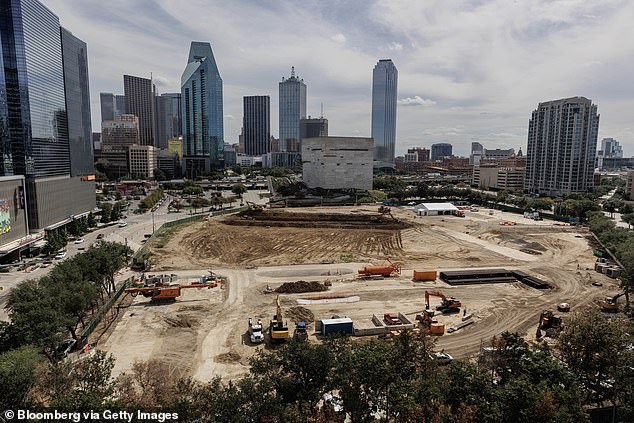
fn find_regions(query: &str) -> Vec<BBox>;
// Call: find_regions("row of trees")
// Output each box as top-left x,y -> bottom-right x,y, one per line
138,188 -> 164,212
0,242 -> 132,361
1,310 -> 631,421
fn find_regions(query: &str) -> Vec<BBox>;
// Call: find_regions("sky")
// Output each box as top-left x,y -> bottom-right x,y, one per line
46,0 -> 634,157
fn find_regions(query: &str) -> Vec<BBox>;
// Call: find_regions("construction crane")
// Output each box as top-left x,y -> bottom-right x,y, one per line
125,283 -> 213,302
425,291 -> 461,313
601,291 -> 626,313
358,258 -> 401,278
269,295 -> 289,343
536,310 -> 563,338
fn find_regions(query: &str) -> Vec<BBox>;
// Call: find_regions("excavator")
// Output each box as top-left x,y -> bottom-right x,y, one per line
425,291 -> 461,313
269,295 -> 289,343
601,291 -> 626,313
536,310 -> 563,338
246,200 -> 263,211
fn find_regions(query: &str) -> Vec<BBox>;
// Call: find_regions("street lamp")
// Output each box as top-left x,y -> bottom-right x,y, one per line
152,209 -> 155,233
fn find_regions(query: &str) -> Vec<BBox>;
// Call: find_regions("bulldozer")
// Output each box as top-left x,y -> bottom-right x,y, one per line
269,295 -> 289,343
536,310 -> 563,338
601,291 -> 626,313
425,291 -> 461,313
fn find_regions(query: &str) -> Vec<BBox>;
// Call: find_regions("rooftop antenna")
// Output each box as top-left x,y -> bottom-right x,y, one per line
320,102 -> 324,118
291,66 -> 295,78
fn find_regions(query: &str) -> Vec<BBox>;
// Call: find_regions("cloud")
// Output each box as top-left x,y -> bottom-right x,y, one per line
331,33 -> 346,43
398,96 -> 436,107
153,75 -> 170,87
388,42 -> 403,51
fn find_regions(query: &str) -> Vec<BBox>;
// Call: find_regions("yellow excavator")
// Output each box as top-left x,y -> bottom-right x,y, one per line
536,310 -> 563,339
269,295 -> 289,343
601,291 -> 626,313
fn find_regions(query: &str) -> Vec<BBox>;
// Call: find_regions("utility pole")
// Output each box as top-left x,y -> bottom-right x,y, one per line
152,210 -> 155,233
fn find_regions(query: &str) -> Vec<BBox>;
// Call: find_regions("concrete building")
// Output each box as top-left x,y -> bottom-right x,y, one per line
156,150 -> 180,179
414,203 -> 459,216
472,165 -> 525,190
470,142 -> 484,165
0,0 -> 95,238
243,95 -> 270,155
124,74 -> 157,147
262,152 -> 301,168
155,93 -> 182,150
371,59 -> 398,168
279,67 -> 306,152
128,145 -> 157,179
406,147 -> 430,162
483,148 -> 515,160
524,97 -> 598,196
97,145 -> 129,179
223,143 -> 237,166
431,143 -> 453,161
302,137 -> 373,190
300,116 -> 328,140
168,137 -> 183,160
181,41 -> 224,177
101,115 -> 140,146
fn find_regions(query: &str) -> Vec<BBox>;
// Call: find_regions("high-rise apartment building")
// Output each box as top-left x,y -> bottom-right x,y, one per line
61,28 -> 93,177
243,96 -> 270,156
124,74 -> 156,146
156,93 -> 182,150
600,138 -> 623,158
279,67 -> 306,152
0,0 -> 95,240
181,41 -> 224,177
300,117 -> 328,140
100,93 -> 126,121
431,143 -> 453,161
524,97 -> 599,196
371,59 -> 398,168
101,115 -> 140,146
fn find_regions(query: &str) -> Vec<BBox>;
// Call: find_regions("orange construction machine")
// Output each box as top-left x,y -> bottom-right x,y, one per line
358,258 -> 401,278
125,277 -> 215,302
425,291 -> 461,313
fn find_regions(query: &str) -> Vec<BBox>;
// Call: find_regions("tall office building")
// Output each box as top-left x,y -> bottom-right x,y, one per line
524,97 -> 599,196
100,93 -> 127,121
371,59 -> 398,168
600,138 -> 623,158
0,0 -> 95,241
431,143 -> 453,160
124,74 -> 156,146
156,92 -> 182,150
470,142 -> 484,165
181,41 -> 224,177
101,115 -> 140,146
300,117 -> 328,140
61,28 -> 93,177
279,67 -> 306,152
243,96 -> 270,156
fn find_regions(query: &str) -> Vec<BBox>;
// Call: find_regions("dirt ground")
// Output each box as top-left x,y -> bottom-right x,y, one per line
100,206 -> 621,381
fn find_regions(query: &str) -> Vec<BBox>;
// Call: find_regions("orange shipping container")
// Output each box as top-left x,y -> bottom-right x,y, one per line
413,270 -> 437,281
430,323 -> 445,335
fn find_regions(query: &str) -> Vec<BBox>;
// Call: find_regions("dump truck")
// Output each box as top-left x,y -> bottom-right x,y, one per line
425,291 -> 461,313
358,258 -> 401,278
293,321 -> 308,339
248,318 -> 264,343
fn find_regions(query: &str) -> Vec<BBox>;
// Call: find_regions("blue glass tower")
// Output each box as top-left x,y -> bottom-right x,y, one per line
371,59 -> 398,168
278,67 -> 306,152
181,41 -> 224,177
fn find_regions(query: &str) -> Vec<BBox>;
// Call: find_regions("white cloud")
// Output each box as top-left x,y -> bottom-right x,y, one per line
398,96 -> 436,107
331,33 -> 346,43
153,75 -> 170,87
388,42 -> 403,51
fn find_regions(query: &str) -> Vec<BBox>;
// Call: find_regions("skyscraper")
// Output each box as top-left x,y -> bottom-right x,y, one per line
156,93 -> 182,150
600,138 -> 623,158
300,117 -> 328,140
100,93 -> 126,121
524,97 -> 599,196
371,59 -> 398,168
181,42 -> 224,177
470,142 -> 484,165
124,74 -> 156,146
243,96 -> 270,156
279,67 -> 306,152
431,143 -> 453,160
61,28 -> 93,177
0,0 -> 95,236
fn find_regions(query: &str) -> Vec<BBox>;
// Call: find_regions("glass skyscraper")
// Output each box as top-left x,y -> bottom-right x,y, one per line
156,92 -> 182,150
278,67 -> 306,152
61,27 -> 93,177
181,41 -> 224,177
243,95 -> 270,156
100,93 -> 127,121
371,59 -> 398,168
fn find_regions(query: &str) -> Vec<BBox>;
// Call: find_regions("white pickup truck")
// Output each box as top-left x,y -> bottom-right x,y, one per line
248,318 -> 264,343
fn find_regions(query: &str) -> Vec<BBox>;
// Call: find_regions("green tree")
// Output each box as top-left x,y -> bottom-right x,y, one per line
0,346 -> 42,409
100,203 -> 113,223
621,212 -> 634,229
231,183 -> 247,200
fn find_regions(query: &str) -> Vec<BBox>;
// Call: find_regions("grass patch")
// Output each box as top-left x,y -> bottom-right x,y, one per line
152,228 -> 176,249
339,254 -> 357,263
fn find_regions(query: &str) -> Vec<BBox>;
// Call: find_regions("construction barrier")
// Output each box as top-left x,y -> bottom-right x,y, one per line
79,276 -> 135,340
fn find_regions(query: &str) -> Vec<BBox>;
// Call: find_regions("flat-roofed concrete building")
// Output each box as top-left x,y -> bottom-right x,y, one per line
302,137 -> 373,190
473,165 -> 525,190
129,145 -> 157,179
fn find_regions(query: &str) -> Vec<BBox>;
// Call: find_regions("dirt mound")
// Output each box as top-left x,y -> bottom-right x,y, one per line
165,315 -> 198,328
286,306 -> 315,323
216,351 -> 241,363
276,280 -> 328,294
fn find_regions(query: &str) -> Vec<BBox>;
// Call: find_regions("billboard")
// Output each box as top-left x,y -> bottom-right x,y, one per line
0,199 -> 10,234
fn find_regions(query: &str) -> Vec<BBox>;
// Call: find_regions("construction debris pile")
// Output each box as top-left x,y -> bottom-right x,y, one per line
275,280 -> 329,294
286,306 -> 315,323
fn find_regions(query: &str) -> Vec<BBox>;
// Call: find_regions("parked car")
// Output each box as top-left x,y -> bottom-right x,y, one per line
430,351 -> 453,365
74,238 -> 84,244
54,251 -> 67,260
118,222 -> 127,228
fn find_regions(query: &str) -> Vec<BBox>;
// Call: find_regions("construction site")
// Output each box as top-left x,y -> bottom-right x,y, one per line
98,205 -> 622,382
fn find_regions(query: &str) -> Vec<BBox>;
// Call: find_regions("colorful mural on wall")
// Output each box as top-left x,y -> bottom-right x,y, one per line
0,199 -> 11,234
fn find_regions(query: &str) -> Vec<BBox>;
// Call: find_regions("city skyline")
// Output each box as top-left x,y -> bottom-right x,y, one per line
44,0 -> 634,156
